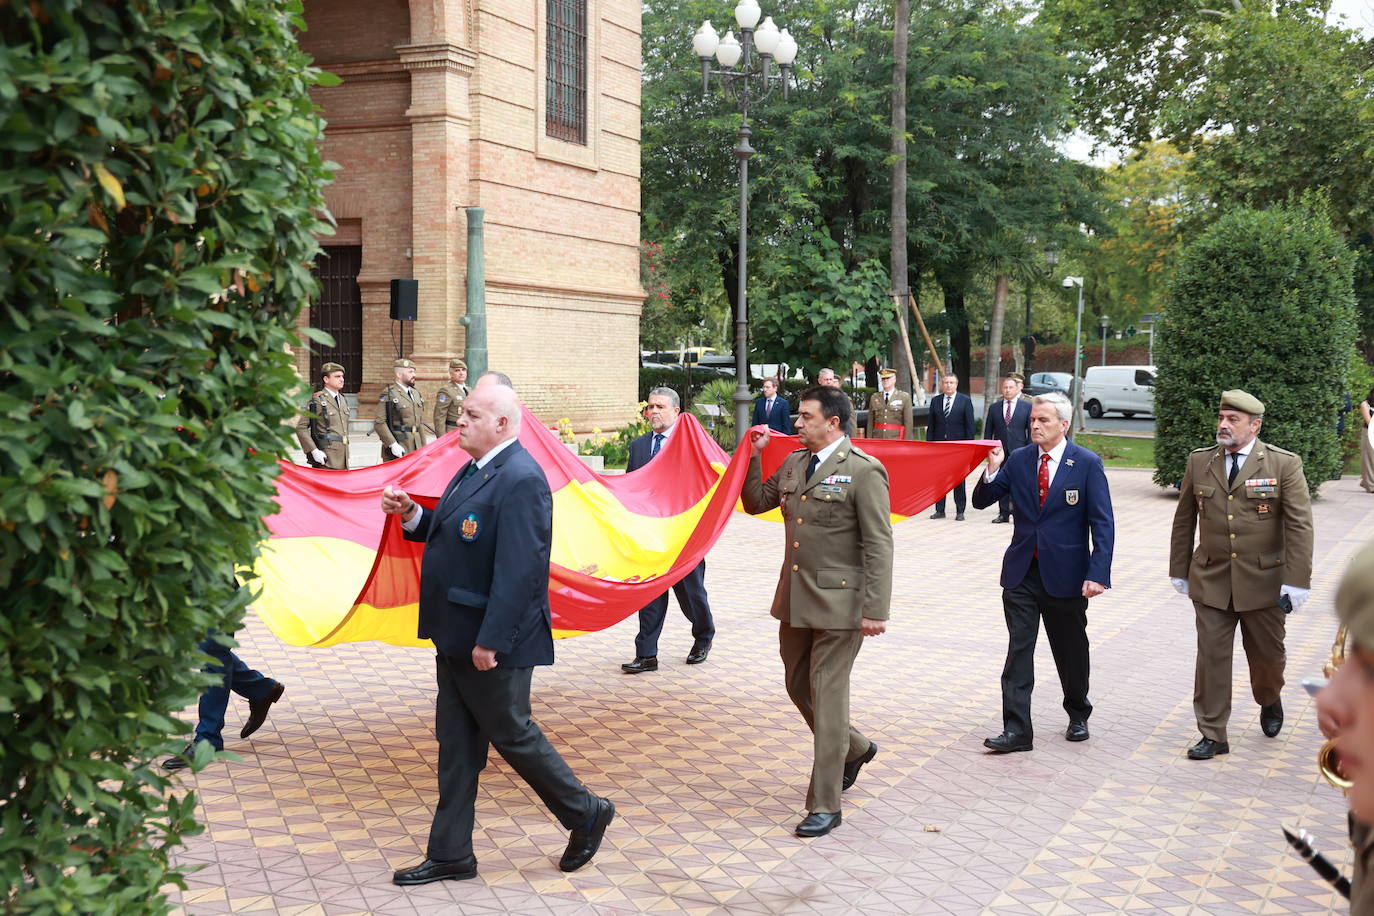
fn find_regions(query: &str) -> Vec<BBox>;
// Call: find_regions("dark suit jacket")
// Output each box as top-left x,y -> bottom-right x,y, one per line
405,440 -> 556,667
971,440 -> 1115,598
627,428 -> 665,473
985,398 -> 1031,451
927,392 -> 975,441
753,395 -> 791,433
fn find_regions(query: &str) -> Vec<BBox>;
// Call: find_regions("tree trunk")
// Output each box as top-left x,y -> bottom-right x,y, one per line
889,0 -> 918,401
983,273 -> 1010,407
942,283 -> 971,395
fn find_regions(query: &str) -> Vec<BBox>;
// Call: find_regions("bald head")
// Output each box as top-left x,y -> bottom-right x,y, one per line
457,384 -> 521,458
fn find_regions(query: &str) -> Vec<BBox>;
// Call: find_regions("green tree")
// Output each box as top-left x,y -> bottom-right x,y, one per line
0,1 -> 332,910
1152,200 -> 1357,492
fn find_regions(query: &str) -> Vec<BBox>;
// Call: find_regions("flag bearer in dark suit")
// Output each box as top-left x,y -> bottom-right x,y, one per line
1169,389 -> 1314,760
753,377 -> 792,432
295,362 -> 351,469
972,391 -> 1115,752
742,385 -> 893,838
984,376 -> 1033,523
864,368 -> 914,439
620,387 -> 716,673
927,372 -> 976,520
381,384 -> 614,884
374,358 -> 426,461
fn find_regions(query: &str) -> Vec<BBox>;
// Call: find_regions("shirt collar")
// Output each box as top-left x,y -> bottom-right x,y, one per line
811,437 -> 844,466
1039,437 -> 1069,465
653,421 -> 675,441
475,436 -> 518,469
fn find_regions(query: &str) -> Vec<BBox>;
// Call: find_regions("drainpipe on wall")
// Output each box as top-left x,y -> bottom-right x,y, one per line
459,207 -> 487,379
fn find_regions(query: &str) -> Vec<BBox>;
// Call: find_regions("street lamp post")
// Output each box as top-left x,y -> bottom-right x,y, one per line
693,2 -> 798,446
1064,276 -> 1085,433
1099,313 -> 1109,366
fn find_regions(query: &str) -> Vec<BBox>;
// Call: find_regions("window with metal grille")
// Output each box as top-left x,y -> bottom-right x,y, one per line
546,0 -> 587,144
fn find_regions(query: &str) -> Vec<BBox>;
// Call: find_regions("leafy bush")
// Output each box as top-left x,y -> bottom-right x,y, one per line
690,378 -> 740,449
0,2 -> 332,911
577,408 -> 649,469
1152,201 -> 1357,492
638,366 -> 731,407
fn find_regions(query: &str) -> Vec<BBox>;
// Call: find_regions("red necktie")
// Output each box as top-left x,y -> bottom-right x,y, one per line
1005,400 -> 1012,424
1038,453 -> 1050,507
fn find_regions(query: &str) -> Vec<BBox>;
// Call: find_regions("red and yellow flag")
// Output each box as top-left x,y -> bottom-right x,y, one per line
251,410 -> 995,647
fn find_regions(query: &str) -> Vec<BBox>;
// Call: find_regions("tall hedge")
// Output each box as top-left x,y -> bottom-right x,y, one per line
0,1 -> 332,911
1152,202 -> 1357,492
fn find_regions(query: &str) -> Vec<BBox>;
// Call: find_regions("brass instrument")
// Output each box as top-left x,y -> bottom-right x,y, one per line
1319,625 -> 1353,791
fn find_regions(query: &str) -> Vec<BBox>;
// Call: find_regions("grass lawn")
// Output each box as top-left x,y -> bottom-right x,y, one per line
1073,433 -> 1155,469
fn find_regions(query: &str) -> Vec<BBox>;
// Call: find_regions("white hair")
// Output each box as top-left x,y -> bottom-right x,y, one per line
1033,391 -> 1072,423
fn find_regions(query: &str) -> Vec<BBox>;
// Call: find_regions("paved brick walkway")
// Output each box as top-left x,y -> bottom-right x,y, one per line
169,468 -> 1374,914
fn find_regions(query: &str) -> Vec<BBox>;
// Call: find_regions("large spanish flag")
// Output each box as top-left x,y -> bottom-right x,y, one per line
251,409 -> 996,647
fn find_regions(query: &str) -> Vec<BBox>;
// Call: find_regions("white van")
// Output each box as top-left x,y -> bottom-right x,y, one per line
1082,365 -> 1156,418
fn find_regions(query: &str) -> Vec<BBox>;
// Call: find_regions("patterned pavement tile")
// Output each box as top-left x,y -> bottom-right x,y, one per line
166,469 -> 1374,914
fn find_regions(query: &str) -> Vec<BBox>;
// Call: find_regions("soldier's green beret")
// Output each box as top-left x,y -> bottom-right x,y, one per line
449,359 -> 467,370
1337,539 -> 1374,649
321,362 -> 344,375
393,358 -> 415,370
878,368 -> 896,378
1220,389 -> 1265,416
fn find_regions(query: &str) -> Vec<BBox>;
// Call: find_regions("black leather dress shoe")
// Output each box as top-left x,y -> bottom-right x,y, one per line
983,732 -> 1032,753
621,656 -> 658,673
1187,737 -> 1230,760
795,811 -> 841,837
929,511 -> 946,519
559,797 -> 615,872
1261,700 -> 1283,737
955,512 -> 965,521
392,856 -> 478,886
991,515 -> 1010,524
842,742 -> 878,791
160,741 -> 200,772
240,682 -> 285,739
1066,721 -> 1089,742
686,642 -> 711,665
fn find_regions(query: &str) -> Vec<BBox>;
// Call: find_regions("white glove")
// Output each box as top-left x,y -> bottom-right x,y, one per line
389,442 -> 405,458
310,449 -> 326,464
1281,585 -> 1310,611
1171,577 -> 1190,597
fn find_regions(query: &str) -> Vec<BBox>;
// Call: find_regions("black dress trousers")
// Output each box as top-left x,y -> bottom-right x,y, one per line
999,559 -> 1091,739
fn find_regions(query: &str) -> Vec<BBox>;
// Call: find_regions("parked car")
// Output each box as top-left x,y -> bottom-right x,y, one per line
1025,371 -> 1073,397
1082,365 -> 1156,418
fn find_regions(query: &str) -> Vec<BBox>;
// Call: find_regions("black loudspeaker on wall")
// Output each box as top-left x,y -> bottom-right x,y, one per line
389,279 -> 418,321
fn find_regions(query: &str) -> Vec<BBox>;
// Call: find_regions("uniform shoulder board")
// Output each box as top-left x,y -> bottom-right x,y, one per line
1265,443 -> 1298,457
1191,445 -> 1215,453
789,446 -> 809,456
846,446 -> 878,464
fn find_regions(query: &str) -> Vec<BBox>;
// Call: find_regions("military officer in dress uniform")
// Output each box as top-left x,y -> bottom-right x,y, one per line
742,385 -> 893,839
1170,389 -> 1314,760
296,362 -> 351,469
1009,371 -> 1034,403
864,368 -> 914,439
433,358 -> 469,437
374,358 -> 427,462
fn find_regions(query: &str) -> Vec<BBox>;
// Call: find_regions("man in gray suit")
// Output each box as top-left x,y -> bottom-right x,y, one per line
742,385 -> 893,838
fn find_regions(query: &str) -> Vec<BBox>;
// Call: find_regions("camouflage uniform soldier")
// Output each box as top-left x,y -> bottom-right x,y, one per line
296,362 -> 350,469
864,368 -> 914,439
374,358 -> 426,462
433,358 -> 469,437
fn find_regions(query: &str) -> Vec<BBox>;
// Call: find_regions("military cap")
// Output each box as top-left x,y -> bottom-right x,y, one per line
321,362 -> 344,375
878,368 -> 897,379
1337,539 -> 1374,649
1008,372 -> 1025,383
393,358 -> 416,370
449,358 -> 467,370
1220,389 -> 1265,416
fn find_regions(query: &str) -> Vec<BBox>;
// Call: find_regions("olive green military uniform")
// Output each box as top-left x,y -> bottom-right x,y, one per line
742,439 -> 893,814
1170,397 -> 1314,743
433,382 -> 468,435
295,387 -> 351,469
864,390 -> 914,440
374,382 -> 426,461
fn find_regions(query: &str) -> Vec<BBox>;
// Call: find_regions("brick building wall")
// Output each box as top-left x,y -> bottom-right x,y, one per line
295,0 -> 642,431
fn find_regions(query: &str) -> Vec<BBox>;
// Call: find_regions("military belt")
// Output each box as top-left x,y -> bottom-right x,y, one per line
875,422 -> 904,431
318,433 -> 343,443
393,426 -> 416,433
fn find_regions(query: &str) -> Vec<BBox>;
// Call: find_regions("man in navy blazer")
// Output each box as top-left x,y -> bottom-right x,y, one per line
984,376 -> 1032,523
927,372 -> 976,520
972,391 -> 1114,752
753,377 -> 792,433
620,387 -> 716,673
381,384 -> 614,884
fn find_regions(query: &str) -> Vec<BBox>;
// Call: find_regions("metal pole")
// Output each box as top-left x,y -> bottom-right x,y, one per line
1100,321 -> 1108,366
1023,284 -> 1033,375
732,123 -> 755,446
1072,285 -> 1084,434
459,207 -> 487,378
